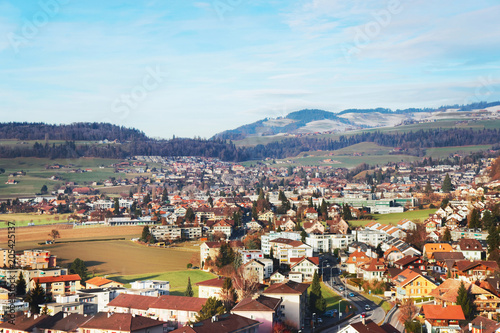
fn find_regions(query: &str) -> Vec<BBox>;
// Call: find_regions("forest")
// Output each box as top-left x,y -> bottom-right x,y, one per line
0,123 -> 499,162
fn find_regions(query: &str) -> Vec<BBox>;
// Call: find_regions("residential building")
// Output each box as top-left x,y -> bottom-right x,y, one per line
456,238 -> 484,260
240,250 -> 265,264
422,304 -> 465,333
231,295 -> 282,333
358,258 -> 385,281
392,269 -> 438,300
289,257 -> 319,282
262,281 -> 309,330
242,259 -> 273,284
170,313 -> 260,333
130,280 -> 170,295
86,277 -> 124,289
31,274 -> 82,296
81,312 -> 165,333
196,277 -> 226,299
269,238 -> 312,264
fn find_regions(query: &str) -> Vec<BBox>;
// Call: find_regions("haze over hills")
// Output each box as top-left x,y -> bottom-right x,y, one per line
213,101 -> 500,140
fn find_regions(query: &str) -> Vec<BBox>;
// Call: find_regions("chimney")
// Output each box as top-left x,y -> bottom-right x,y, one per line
63,312 -> 68,318
107,312 -> 112,318
469,323 -> 472,332
34,315 -> 38,319
362,316 -> 366,325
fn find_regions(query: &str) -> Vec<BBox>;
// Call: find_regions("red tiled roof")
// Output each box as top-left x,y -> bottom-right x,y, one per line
231,295 -> 281,312
422,304 -> 465,320
263,281 -> 309,295
107,294 -> 157,310
81,312 -> 165,331
33,274 -> 81,284
150,295 -> 207,312
171,313 -> 260,333
86,276 -> 122,287
195,277 -> 226,288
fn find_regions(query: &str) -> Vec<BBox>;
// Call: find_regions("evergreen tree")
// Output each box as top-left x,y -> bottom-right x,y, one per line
16,272 -> 26,296
487,224 -> 500,253
456,281 -> 473,320
113,198 -> 120,215
424,179 -> 432,194
342,204 -> 353,220
40,185 -> 48,195
308,197 -> 314,208
25,280 -> 46,314
141,226 -> 151,242
215,242 -> 235,268
468,208 -> 481,229
195,297 -> 225,322
208,196 -> 213,208
162,188 -> 169,202
309,271 -> 326,314
442,228 -> 452,242
143,193 -> 151,204
301,230 -> 307,243
69,258 -> 89,281
185,208 -> 195,222
185,277 -> 194,297
482,210 -> 495,229
320,200 -> 328,218
442,174 -> 453,193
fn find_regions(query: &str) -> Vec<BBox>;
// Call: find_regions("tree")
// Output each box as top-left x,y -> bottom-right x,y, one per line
208,196 -> 213,208
232,266 -> 260,301
69,258 -> 89,281
25,280 -> 46,314
456,281 -> 473,320
215,242 -> 235,268
301,230 -> 307,243
424,179 -> 432,195
441,227 -> 452,242
141,226 -> 151,242
195,297 -> 225,322
487,224 -> 500,253
342,204 -> 352,220
16,272 -> 26,296
442,174 -> 453,193
185,277 -> 194,297
218,278 -> 236,311
482,210 -> 495,229
113,198 -> 120,215
40,184 -> 48,195
48,229 -> 60,243
309,271 -> 326,314
399,298 -> 418,325
405,320 -> 422,333
185,207 -> 195,222
162,188 -> 169,202
468,208 -> 481,229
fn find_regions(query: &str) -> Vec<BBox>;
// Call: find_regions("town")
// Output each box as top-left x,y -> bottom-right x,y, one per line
0,152 -> 499,333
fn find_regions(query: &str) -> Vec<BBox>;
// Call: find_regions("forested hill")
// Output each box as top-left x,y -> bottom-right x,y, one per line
0,122 -> 148,141
0,123 -> 499,162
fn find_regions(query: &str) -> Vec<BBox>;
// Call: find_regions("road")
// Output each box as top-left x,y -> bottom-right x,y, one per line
384,306 -> 404,332
319,258 -> 389,332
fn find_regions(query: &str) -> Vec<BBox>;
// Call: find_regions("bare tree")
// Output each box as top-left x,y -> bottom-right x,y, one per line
49,229 -> 60,243
399,298 -> 418,325
232,266 -> 260,301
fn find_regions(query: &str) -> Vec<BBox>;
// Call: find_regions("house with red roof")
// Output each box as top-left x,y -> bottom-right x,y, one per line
358,258 -> 385,281
346,251 -> 371,274
231,295 -> 282,333
86,277 -> 124,289
171,313 -> 260,333
422,304 -> 465,333
262,281 -> 309,330
148,295 -> 208,330
392,269 -> 437,300
196,277 -> 226,299
269,238 -> 313,264
289,257 -> 319,282
31,274 -> 82,296
81,312 -> 165,333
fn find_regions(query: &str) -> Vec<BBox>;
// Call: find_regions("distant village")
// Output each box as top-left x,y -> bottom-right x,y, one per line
0,154 -> 500,333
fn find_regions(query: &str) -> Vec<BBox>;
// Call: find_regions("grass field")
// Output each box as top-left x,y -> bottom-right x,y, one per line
348,209 -> 436,227
0,213 -> 72,228
321,282 -> 353,314
111,270 -> 216,296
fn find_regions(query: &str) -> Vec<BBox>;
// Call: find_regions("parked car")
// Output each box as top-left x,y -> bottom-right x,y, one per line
365,304 -> 371,311
339,286 -> 344,291
324,310 -> 335,317
349,292 -> 355,297
317,318 -> 323,324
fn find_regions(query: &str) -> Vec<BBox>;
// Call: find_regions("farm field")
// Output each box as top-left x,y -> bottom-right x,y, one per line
16,238 -> 194,276
112,270 -> 216,296
0,213 -> 72,228
348,208 -> 437,227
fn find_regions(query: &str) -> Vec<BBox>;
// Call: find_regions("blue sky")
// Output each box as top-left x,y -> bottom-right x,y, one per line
1,0 -> 500,138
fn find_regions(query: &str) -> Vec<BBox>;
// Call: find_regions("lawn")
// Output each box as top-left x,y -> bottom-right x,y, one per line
111,270 -> 216,297
321,282 -> 353,315
348,209 -> 436,227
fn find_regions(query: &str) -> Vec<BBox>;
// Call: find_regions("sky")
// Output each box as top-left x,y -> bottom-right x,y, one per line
1,0 -> 500,139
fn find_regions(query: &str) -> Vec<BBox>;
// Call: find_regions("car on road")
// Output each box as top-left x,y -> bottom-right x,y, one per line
317,318 -> 323,324
349,292 -> 355,297
339,286 -> 344,291
324,310 -> 335,317
365,304 -> 371,311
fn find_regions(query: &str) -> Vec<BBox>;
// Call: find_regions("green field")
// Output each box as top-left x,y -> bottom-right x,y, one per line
320,282 -> 353,314
112,270 -> 216,297
348,209 -> 436,227
0,157 -> 145,198
0,213 -> 72,227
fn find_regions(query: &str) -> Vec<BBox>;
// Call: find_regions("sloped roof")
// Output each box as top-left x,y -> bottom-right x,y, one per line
263,280 -> 309,295
81,312 -> 165,331
86,276 -> 123,287
33,274 -> 81,284
171,313 -> 260,333
150,295 -> 207,311
107,294 -> 157,310
422,304 -> 465,320
231,295 -> 281,312
195,277 -> 226,288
